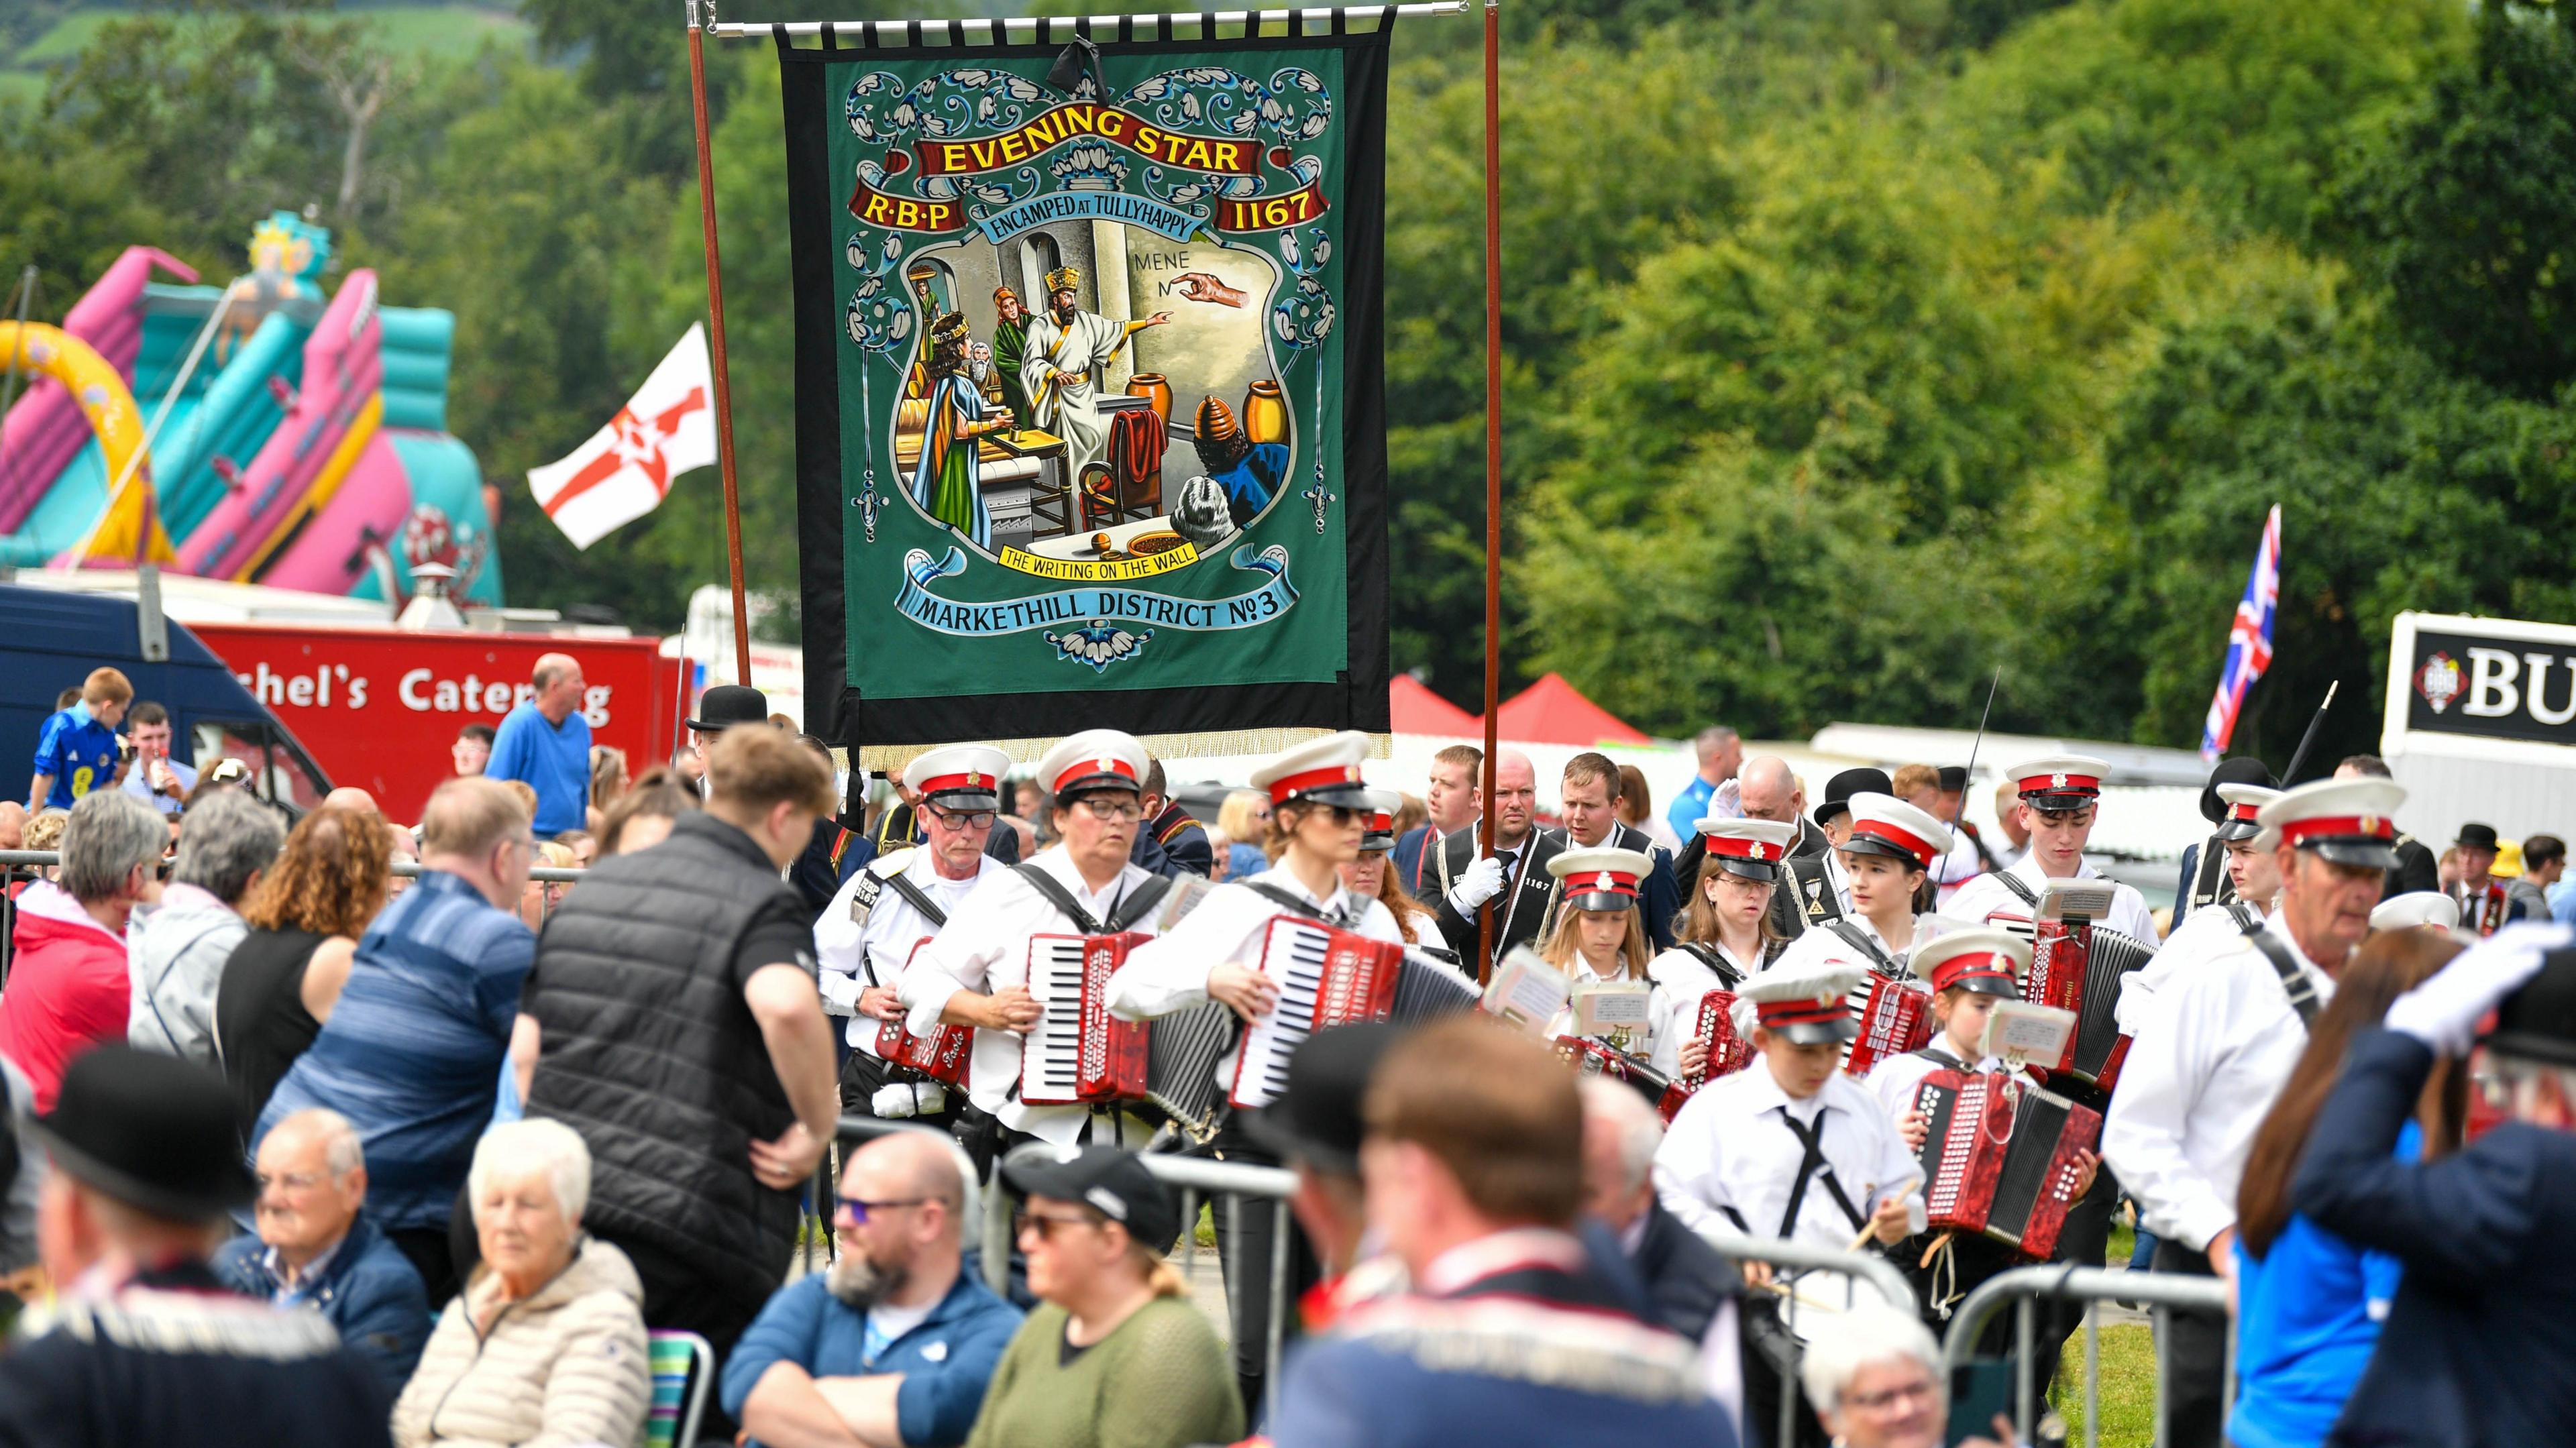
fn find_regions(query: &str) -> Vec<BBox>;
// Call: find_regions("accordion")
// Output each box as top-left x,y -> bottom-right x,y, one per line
2023,884 -> 2153,1091
1843,974 -> 1933,1077
1232,917 -> 1408,1109
1913,1069 -> 2100,1260
1021,932 -> 1154,1107
1655,990 -> 1752,1123
1556,1035 -> 1674,1114
873,939 -> 974,1085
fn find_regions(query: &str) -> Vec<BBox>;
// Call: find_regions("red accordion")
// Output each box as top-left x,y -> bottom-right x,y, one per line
1020,932 -> 1154,1106
1843,974 -> 1932,1077
1232,917 -> 1407,1109
873,938 -> 975,1085
1913,1068 -> 2100,1259
2024,890 -> 2152,1092
1555,1036 -> 1674,1117
1656,989 -> 1752,1122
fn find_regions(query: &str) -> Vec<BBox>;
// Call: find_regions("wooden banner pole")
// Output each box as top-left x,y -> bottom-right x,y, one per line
687,0 -> 755,686
1475,0 -> 1503,984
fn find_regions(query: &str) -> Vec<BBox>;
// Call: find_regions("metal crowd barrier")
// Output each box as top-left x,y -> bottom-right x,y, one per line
828,1115 -> 1301,1388
1691,1224 -> 1921,1448
1942,1263 -> 2234,1448
0,850 -> 588,984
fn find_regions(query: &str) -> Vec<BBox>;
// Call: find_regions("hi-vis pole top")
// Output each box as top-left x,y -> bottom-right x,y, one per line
706,4 -> 1470,40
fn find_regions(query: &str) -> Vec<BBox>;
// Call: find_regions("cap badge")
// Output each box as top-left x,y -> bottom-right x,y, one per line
1748,842 -> 1765,860
1593,871 -> 1615,892
2360,813 -> 2379,835
966,771 -> 983,787
2050,771 -> 2068,789
1345,765 -> 1361,782
1095,757 -> 1115,774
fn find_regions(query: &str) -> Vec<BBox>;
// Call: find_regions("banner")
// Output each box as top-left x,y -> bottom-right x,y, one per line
777,17 -> 1393,763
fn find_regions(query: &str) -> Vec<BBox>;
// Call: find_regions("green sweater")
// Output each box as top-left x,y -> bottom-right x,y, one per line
963,1297 -> 1244,1448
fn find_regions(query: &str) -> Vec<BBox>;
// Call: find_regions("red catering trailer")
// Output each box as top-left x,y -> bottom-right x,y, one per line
186,620 -> 692,822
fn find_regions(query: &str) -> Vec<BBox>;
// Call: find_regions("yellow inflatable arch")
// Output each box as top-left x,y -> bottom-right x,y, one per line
0,322 -> 174,563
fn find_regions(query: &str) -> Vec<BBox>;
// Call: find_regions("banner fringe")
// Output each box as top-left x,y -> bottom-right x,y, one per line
857,728 -> 1392,773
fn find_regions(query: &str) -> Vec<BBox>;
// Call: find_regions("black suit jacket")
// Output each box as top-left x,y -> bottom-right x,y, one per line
1631,1199 -> 1738,1344
2296,1028 -> 2576,1447
1430,826 -> 1564,966
1130,801 -> 1214,879
2387,832 -> 2440,899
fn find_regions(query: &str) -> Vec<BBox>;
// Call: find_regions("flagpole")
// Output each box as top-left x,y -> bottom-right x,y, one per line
1474,0 -> 1502,985
687,0 -> 754,687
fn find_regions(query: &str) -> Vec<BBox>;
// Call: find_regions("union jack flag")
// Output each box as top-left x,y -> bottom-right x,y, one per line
2200,504 -> 2282,761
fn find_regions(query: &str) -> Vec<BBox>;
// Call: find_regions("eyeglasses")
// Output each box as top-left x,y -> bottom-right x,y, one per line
1845,1379 -> 1939,1413
924,807 -> 998,831
1014,1208 -> 1103,1241
835,1196 -> 928,1224
1075,797 -> 1143,822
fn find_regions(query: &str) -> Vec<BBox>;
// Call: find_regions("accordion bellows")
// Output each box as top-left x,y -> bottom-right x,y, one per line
1913,1069 -> 2101,1260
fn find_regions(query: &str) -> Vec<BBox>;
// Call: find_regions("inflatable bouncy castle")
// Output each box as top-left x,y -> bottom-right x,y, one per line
0,213 -> 504,607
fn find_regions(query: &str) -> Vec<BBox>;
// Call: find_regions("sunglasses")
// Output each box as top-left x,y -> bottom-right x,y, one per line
1014,1208 -> 1104,1241
835,1196 -> 927,1224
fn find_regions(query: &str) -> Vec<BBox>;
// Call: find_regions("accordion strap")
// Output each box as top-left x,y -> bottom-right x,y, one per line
1012,863 -> 1106,935
2243,924 -> 2320,1029
1775,1107 -> 1867,1237
1242,880 -> 1334,923
1678,942 -> 1746,990
880,871 -> 950,931
1992,870 -> 2040,910
1108,876 -> 1173,932
1824,920 -> 1903,978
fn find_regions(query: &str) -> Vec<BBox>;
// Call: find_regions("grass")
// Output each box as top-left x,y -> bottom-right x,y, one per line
2051,1322 -> 2159,1448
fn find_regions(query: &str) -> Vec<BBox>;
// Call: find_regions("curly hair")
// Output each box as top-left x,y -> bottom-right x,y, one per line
239,805 -> 390,939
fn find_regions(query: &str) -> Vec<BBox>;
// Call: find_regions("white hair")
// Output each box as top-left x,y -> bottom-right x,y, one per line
468,1119 -> 592,1227
270,1108 -> 364,1178
1799,1303 -> 1944,1416
1578,1076 -> 1662,1192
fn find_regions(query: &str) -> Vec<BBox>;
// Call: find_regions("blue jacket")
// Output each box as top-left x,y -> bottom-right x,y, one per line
2230,1123 -> 2416,1448
2294,1028 -> 2576,1447
211,1215 -> 431,1399
1265,1231 -> 1738,1448
720,1268 -> 1022,1448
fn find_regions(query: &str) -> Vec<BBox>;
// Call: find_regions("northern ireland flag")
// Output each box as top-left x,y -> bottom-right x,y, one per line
529,325 -> 715,549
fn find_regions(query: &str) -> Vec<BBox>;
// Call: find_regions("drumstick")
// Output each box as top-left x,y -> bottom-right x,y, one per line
1846,1175 -> 1924,1252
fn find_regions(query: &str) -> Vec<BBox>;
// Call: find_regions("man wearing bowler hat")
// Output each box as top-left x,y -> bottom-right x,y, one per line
2448,822 -> 2524,937
682,683 -> 771,797
2293,920 -> 2576,1446
0,1046 -> 392,1445
1778,765 -> 1888,930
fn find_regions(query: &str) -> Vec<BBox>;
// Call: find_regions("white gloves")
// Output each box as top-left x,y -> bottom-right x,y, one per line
1448,854 -> 1508,914
873,1081 -> 946,1119
2385,921 -> 2572,1056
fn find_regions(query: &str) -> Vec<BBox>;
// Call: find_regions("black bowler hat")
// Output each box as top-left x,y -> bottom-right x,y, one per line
33,1046 -> 254,1222
1244,1023 -> 1401,1176
1935,765 -> 1969,794
688,683 -> 770,734
2487,948 -> 2576,1070
2198,757 -> 2277,826
1813,767 -> 1892,828
2457,822 -> 2502,852
1000,1142 -> 1183,1255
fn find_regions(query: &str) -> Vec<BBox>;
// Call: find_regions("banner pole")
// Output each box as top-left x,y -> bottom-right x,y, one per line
687,0 -> 755,687
1475,0 -> 1502,984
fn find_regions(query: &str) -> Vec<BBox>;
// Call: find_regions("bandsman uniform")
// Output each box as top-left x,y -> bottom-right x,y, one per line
1131,794 -> 1215,879
898,731 -> 1169,1152
2171,757 -> 2275,926
2104,777 -> 2406,1448
1773,767 -> 1886,936
1533,821 -> 1682,952
1941,757 -> 2160,945
1645,819 -> 1796,1078
1106,730 -> 1401,1418
2448,822 -> 2524,937
1537,846 -> 1662,1055
1358,793 -> 1448,950
1764,793 -> 1955,1061
2121,783 -> 2278,1035
1427,816 -> 1566,970
816,745 -> 1010,1125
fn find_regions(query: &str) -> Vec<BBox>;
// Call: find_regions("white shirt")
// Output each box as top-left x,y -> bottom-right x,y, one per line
1944,854 -> 2161,946
1643,947 -> 1743,1078
900,847 -> 1162,1146
815,847 -> 999,1052
1655,1058 -> 1920,1249
1861,1041 -> 2033,1122
1927,833 -> 1986,907
2118,897 -> 2267,1036
2100,907 -> 2332,1251
1108,866 -> 1402,1089
1768,912 -> 1929,1064
1541,956 -> 1658,1058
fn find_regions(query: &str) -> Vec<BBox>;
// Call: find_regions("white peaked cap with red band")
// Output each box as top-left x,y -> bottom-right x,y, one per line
1548,846 -> 1657,911
1358,787 -> 1402,848
2214,781 -> 2283,842
1037,729 -> 1149,803
2007,754 -> 2111,805
1907,926 -> 2032,997
2253,777 -> 2408,869
1249,730 -> 1377,810
1740,954 -> 1866,1044
903,744 -> 1012,807
1697,818 -> 1799,880
2369,891 -> 2461,932
1841,791 -> 1955,869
